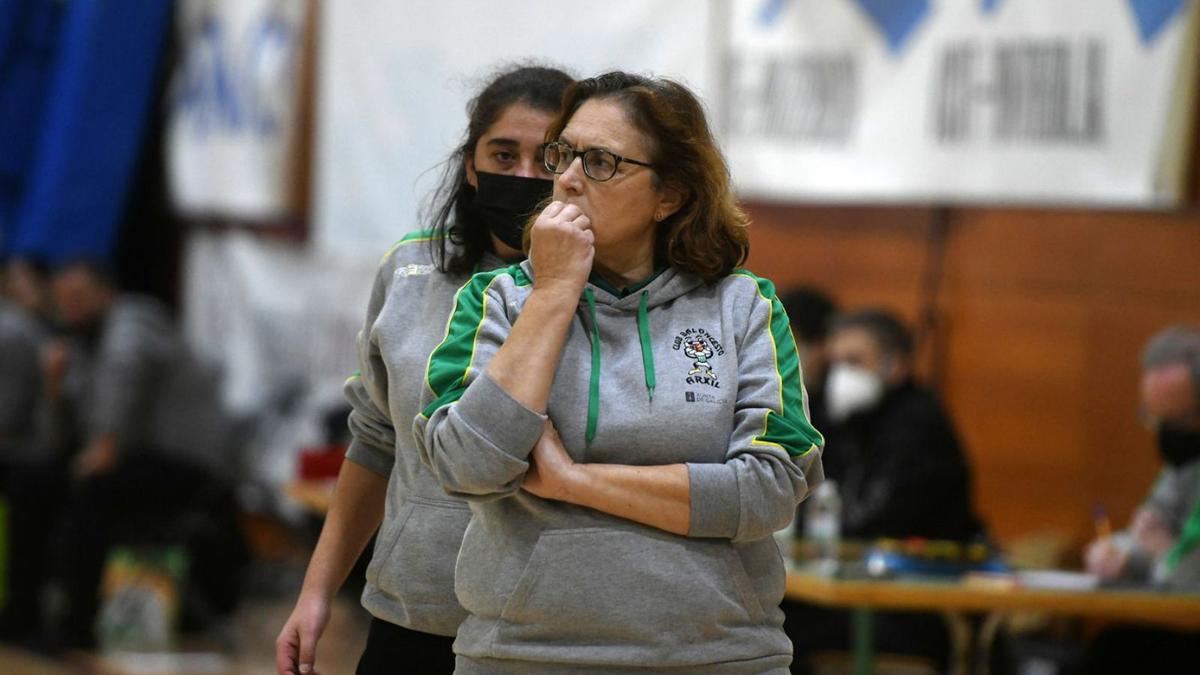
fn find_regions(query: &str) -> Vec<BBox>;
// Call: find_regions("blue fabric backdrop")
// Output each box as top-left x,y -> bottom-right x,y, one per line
1,0 -> 172,264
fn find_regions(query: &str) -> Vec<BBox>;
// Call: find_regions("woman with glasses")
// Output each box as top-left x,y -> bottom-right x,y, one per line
416,72 -> 825,673
275,65 -> 572,675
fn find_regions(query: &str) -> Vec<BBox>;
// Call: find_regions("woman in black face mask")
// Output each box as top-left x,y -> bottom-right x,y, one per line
428,67 -> 574,269
1080,326 -> 1200,675
276,65 -> 572,675
1157,421 -> 1200,469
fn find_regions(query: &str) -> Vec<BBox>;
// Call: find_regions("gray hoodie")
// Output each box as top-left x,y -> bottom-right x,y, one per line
1122,460 -> 1200,591
344,229 -> 503,636
0,300 -> 47,461
53,296 -> 231,478
415,260 -> 825,672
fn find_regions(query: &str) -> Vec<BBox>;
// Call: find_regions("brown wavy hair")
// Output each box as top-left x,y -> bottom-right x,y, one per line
544,72 -> 749,281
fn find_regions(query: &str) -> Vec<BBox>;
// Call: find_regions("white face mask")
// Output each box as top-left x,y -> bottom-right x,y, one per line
826,363 -> 884,422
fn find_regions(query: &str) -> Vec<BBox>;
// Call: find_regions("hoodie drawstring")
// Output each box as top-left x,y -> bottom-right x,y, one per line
637,290 -> 656,402
582,287 -> 656,447
584,288 -> 601,447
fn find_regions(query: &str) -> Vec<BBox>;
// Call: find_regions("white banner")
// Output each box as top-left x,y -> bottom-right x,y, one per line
166,0 -> 308,220
183,230 -> 374,416
313,0 -> 719,257
724,0 -> 1200,206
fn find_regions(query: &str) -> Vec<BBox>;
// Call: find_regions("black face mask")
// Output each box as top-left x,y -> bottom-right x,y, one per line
471,171 -> 554,250
1158,422 -> 1200,467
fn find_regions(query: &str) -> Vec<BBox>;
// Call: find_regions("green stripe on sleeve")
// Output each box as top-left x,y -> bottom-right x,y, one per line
420,265 -> 530,418
1165,495 -> 1200,572
379,228 -> 442,264
732,270 -> 825,457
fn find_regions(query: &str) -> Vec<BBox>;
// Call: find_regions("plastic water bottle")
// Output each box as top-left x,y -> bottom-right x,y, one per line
804,480 -> 841,576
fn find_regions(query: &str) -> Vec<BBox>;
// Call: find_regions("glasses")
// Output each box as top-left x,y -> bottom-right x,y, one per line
543,141 -> 653,182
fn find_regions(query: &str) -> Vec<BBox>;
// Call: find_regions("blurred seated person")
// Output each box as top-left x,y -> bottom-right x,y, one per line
21,260 -> 245,649
781,286 -> 838,436
0,256 -> 52,462
0,256 -> 56,640
823,308 -> 983,542
787,309 -> 983,674
1085,325 -> 1200,590
1080,325 -> 1200,674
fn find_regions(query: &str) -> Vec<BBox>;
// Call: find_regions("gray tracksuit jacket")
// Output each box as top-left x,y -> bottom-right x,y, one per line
415,260 -> 825,672
0,300 -> 47,461
1122,459 -> 1200,591
344,230 -> 503,636
49,296 -> 231,477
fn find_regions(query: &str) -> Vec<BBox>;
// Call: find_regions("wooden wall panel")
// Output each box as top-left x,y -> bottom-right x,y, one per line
743,203 -> 1200,548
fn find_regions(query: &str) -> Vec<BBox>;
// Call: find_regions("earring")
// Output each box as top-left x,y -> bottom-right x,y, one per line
654,211 -> 663,222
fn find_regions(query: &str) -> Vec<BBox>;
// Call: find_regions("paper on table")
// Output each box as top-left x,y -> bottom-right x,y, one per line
1017,569 -> 1101,591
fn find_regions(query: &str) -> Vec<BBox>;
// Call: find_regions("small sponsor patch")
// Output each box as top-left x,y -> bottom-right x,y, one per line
684,390 -> 721,404
396,264 -> 435,278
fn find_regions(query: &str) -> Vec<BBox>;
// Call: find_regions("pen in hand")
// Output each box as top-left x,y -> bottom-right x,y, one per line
1093,504 -> 1112,540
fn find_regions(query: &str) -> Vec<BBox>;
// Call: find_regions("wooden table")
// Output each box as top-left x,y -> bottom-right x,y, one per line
785,566 -> 1200,675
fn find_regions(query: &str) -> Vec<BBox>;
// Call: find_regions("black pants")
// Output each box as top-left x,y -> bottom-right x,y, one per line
54,452 -> 246,647
783,600 -> 949,674
357,618 -> 456,675
0,456 -> 68,641
1081,625 -> 1200,675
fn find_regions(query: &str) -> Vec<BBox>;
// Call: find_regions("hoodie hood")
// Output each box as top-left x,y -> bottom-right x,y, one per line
514,259 -> 706,309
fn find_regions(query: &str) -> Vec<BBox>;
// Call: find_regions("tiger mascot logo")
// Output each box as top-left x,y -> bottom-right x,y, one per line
684,337 -> 717,381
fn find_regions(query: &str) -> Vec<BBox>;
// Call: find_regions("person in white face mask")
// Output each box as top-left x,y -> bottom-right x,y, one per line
790,309 -> 985,673
825,360 -> 886,423
821,308 -> 983,542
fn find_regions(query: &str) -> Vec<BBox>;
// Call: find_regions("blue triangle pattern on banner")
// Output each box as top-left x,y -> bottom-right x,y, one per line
982,0 -> 1003,14
1127,0 -> 1189,44
759,0 -> 790,27
853,0 -> 932,55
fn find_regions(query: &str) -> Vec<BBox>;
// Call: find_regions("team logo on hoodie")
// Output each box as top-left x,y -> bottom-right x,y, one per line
673,328 -> 724,388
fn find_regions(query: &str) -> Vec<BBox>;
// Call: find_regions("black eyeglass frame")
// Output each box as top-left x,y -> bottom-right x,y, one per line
542,141 -> 654,182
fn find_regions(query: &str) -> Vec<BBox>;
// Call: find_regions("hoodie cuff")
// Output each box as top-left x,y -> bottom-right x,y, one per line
454,372 -> 546,460
345,439 -> 394,477
687,462 -> 741,538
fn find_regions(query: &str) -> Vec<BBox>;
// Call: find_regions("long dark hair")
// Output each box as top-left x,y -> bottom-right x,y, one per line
424,64 -> 573,274
545,72 -> 749,281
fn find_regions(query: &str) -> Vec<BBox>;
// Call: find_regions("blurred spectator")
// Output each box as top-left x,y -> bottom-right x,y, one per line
788,308 -> 983,673
0,257 -> 54,640
13,260 -> 245,649
781,286 -> 838,436
1084,325 -> 1200,589
1080,325 -> 1200,673
0,257 -> 52,458
44,260 -> 233,476
823,308 -> 983,542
